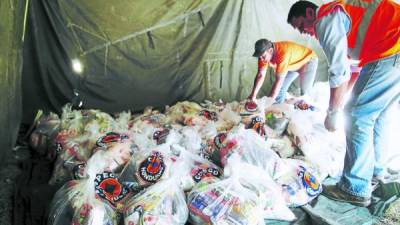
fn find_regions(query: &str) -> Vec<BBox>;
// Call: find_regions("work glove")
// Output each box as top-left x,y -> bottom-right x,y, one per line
324,109 -> 339,132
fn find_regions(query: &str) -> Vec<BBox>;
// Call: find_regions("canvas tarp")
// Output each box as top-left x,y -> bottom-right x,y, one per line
0,0 -> 26,163
21,0 -> 328,124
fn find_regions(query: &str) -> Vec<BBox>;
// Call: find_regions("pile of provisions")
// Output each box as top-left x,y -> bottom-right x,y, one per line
30,96 -> 346,225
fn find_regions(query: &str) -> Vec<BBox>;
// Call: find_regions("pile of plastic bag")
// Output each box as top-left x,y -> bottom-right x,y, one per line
28,95 -> 347,225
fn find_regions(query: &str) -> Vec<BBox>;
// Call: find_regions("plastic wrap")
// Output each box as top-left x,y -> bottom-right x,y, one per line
165,101 -> 212,126
29,112 -> 61,158
287,110 -> 346,177
117,144 -> 175,191
131,122 -> 182,152
268,135 -> 297,158
50,131 -> 133,184
114,111 -> 133,132
123,177 -> 188,225
265,111 -> 289,137
217,125 -> 285,179
170,146 -> 223,191
177,126 -> 203,155
49,134 -> 92,184
276,158 -> 323,207
48,150 -> 132,225
187,167 -> 265,225
224,157 -> 296,221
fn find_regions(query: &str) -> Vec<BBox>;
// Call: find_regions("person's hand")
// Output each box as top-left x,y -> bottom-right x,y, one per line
324,109 -> 339,132
247,95 -> 255,101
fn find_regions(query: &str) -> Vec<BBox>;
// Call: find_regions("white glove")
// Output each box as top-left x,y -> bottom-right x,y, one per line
324,109 -> 339,132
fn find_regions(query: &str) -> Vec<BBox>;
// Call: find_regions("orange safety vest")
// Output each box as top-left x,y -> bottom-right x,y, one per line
316,0 -> 400,66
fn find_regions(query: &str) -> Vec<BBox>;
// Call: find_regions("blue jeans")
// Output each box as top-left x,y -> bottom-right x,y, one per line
275,57 -> 318,103
339,53 -> 400,198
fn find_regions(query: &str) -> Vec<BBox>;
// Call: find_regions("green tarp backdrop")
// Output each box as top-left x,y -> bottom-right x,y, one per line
21,0 -> 328,124
0,0 -> 330,163
0,0 -> 26,163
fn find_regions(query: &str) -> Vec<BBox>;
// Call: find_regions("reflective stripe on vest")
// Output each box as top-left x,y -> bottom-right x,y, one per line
347,0 -> 382,58
316,0 -> 400,65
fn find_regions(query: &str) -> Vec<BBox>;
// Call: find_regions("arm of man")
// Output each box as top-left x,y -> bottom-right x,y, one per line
316,9 -> 351,131
268,72 -> 287,100
248,69 -> 267,101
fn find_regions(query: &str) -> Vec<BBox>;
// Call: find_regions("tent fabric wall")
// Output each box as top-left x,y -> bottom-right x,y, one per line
0,0 -> 26,164
22,0 -> 328,124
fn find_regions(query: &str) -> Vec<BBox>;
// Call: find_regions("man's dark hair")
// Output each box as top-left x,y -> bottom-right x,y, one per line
252,39 -> 274,57
287,1 -> 318,24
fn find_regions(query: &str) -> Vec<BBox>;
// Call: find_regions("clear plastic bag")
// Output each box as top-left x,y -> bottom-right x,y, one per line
123,177 -> 188,225
49,134 -> 92,184
117,144 -> 174,191
50,131 -> 133,184
217,125 -> 285,179
170,145 -> 223,191
187,168 -> 265,225
224,157 -> 296,221
287,110 -> 346,177
48,150 -> 131,225
268,135 -> 297,158
48,180 -> 119,225
29,111 -> 61,158
165,101 -> 211,126
177,126 -> 203,155
276,158 -> 323,207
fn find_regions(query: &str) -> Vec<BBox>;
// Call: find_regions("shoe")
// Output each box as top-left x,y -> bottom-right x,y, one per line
322,184 -> 371,207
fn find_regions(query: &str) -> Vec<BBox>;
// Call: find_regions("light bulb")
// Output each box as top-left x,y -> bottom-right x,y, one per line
71,58 -> 83,74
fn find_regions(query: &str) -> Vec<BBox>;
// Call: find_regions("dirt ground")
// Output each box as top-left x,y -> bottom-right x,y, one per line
0,146 -> 29,225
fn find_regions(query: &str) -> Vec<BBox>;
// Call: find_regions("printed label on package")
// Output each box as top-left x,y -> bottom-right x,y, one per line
96,132 -> 129,147
137,151 -> 165,184
94,172 -> 129,206
193,167 -> 221,183
199,110 -> 218,121
299,166 -> 321,197
246,116 -> 266,136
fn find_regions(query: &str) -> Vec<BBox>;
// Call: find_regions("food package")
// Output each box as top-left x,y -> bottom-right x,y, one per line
48,150 -> 132,225
217,125 -> 285,180
117,144 -> 175,192
29,111 -> 61,158
224,157 -> 296,221
123,177 -> 188,225
276,159 -> 323,207
187,172 -> 265,225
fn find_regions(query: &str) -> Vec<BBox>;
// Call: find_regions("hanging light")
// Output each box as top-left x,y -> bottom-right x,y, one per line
71,58 -> 83,74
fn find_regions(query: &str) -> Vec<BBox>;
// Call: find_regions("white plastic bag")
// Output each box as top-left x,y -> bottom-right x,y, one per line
124,175 -> 188,225
187,172 -> 265,225
48,150 -> 132,225
276,158 -> 323,207
224,157 -> 296,221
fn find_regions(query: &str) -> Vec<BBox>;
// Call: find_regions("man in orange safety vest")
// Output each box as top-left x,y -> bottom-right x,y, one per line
287,0 -> 400,207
